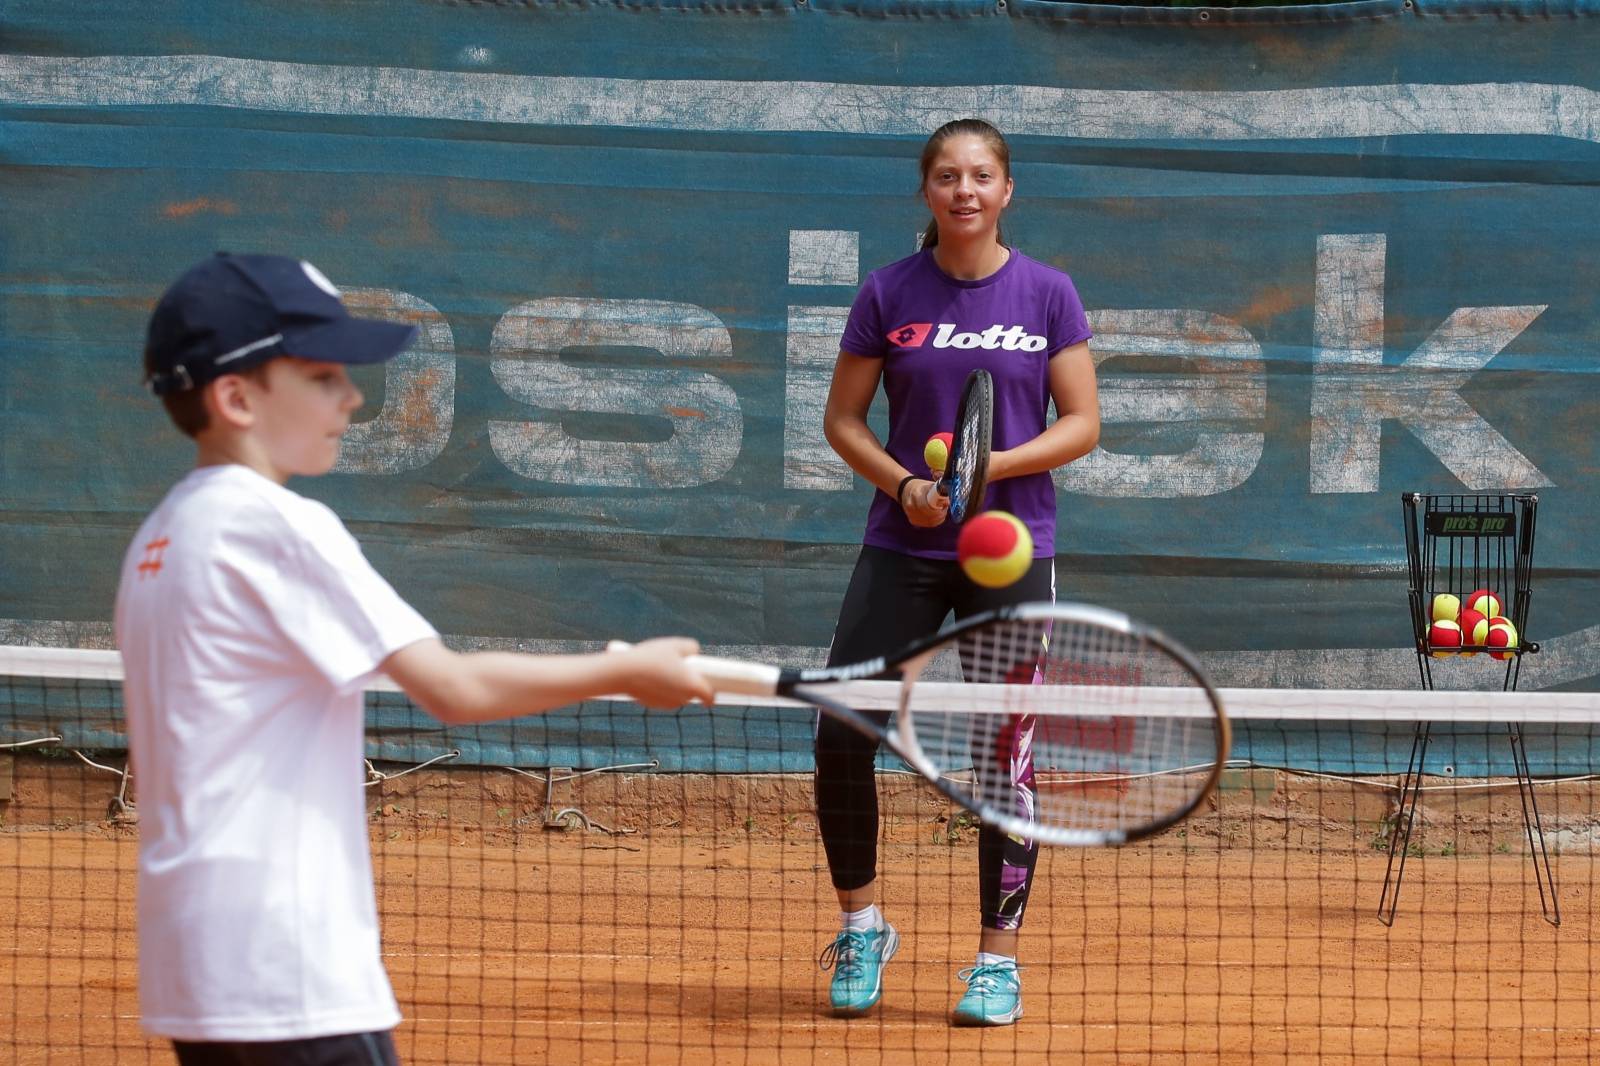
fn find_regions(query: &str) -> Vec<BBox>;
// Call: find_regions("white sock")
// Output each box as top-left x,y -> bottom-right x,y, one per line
841,905 -> 882,932
976,951 -> 1017,969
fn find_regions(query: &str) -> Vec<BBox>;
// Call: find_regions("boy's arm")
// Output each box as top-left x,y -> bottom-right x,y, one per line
381,637 -> 715,724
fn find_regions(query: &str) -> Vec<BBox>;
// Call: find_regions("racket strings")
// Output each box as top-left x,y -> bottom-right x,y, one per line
903,617 -> 1221,837
950,400 -> 982,516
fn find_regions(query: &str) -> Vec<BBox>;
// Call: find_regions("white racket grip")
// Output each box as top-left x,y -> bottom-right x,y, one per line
605,641 -> 781,697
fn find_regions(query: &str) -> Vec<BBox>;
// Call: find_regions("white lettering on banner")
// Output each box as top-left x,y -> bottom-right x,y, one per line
788,230 -> 858,287
784,230 -> 860,490
135,247 -> 1546,499
488,298 -> 741,489
785,305 -> 855,490
1310,234 -> 1550,494
1056,310 -> 1266,498
333,289 -> 456,475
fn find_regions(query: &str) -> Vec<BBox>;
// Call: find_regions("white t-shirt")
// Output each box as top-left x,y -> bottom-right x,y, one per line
113,464 -> 437,1041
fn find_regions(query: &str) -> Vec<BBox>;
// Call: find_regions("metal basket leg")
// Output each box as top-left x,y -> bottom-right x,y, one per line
1506,721 -> 1560,926
1378,721 -> 1431,927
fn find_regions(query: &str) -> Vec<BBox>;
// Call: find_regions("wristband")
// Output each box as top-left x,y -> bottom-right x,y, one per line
896,474 -> 919,508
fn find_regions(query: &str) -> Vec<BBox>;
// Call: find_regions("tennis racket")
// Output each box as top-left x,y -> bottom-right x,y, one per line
938,368 -> 992,523
614,601 -> 1228,847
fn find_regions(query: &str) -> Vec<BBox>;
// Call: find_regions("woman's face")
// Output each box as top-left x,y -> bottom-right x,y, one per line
921,134 -> 1013,246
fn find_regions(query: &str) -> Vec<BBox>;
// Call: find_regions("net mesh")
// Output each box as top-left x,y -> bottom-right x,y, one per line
5,646 -> 1600,1065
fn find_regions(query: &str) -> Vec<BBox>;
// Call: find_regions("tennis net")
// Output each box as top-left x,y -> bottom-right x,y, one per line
4,645 -> 1599,1064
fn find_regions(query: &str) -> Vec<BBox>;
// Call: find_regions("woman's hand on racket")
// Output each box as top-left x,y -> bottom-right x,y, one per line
901,476 -> 949,527
607,637 -> 716,709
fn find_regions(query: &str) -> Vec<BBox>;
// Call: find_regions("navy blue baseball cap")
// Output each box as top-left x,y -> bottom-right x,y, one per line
144,253 -> 418,395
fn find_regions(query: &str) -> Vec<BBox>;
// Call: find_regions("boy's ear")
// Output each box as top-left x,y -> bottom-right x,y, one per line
203,374 -> 257,430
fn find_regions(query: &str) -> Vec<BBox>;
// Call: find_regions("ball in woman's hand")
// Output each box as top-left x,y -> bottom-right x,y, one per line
957,511 -> 1033,588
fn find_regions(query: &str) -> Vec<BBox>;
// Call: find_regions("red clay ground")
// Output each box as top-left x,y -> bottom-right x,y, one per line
5,760 -> 1598,1064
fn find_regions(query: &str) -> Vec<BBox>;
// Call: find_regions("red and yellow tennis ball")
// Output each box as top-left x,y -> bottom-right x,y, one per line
1486,618 -> 1519,660
1466,588 -> 1501,619
1457,608 -> 1489,655
1431,593 -> 1461,624
1428,619 -> 1462,657
924,432 -> 953,475
957,511 -> 1033,589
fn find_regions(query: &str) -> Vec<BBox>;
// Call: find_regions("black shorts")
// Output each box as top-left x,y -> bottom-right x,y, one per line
172,1030 -> 398,1066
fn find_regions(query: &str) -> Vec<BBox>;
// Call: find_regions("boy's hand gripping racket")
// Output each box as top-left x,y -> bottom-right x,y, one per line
938,368 -> 993,524
613,601 -> 1228,847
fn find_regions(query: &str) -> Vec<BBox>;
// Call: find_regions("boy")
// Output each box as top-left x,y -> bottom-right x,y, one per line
115,252 -> 713,1066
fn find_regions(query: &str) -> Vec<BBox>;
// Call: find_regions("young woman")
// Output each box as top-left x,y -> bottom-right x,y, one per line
815,118 -> 1100,1026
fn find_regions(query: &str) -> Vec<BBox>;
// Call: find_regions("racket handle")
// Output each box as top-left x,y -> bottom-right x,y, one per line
605,641 -> 781,697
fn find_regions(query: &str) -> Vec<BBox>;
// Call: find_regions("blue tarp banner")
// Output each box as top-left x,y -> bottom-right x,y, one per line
4,0 -> 1599,769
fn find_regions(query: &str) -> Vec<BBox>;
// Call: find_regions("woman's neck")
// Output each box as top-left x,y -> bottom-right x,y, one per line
931,239 -> 1009,281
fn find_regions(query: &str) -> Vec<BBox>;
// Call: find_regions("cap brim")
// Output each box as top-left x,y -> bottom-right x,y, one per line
282,316 -> 419,366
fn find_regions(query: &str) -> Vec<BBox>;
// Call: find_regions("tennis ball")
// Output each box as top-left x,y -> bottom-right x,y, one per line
1428,619 -> 1462,658
924,432 -> 953,475
1466,588 -> 1501,619
1431,593 -> 1461,624
1460,610 -> 1491,656
1487,619 -> 1520,660
957,511 -> 1033,589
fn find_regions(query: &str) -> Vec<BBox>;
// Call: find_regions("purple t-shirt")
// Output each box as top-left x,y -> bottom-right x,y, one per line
839,248 -> 1092,560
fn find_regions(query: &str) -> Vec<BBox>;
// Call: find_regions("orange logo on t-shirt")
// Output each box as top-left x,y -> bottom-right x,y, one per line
137,537 -> 170,579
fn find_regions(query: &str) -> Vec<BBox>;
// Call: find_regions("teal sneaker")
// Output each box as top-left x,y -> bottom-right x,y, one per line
951,962 -> 1023,1026
819,923 -> 899,1017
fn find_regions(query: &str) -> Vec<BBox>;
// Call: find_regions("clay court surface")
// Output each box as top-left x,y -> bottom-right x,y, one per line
4,760 -> 1599,1065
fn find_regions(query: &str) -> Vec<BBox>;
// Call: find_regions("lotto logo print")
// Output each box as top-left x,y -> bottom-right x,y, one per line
932,323 -> 1048,351
887,322 -> 1048,352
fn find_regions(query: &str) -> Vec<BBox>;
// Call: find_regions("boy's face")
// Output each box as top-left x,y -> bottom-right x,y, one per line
245,357 -> 365,480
